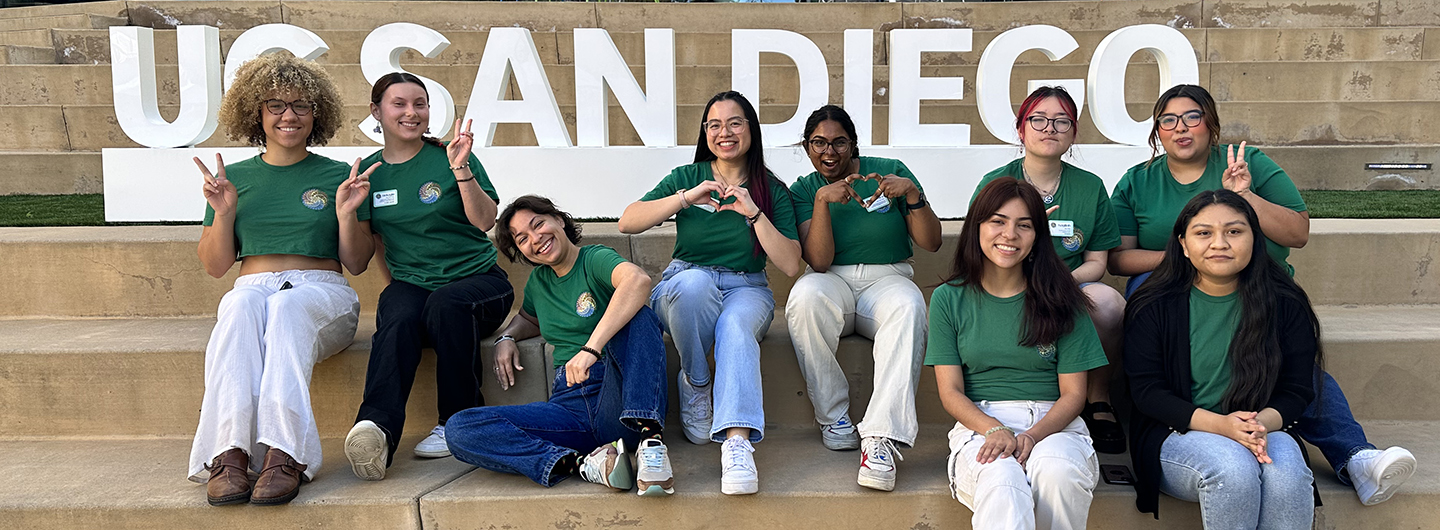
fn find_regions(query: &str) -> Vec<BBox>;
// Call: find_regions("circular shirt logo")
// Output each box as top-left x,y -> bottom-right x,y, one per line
419,181 -> 442,204
1062,227 -> 1085,252
300,189 -> 329,211
575,292 -> 597,318
1037,343 -> 1057,361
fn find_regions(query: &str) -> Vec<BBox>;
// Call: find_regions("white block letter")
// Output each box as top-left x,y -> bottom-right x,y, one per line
888,29 -> 972,146
844,29 -> 874,147
224,24 -> 329,91
109,25 -> 221,148
976,25 -> 1080,145
466,28 -> 571,147
574,28 -> 676,147
1087,24 -> 1200,146
731,29 -> 829,147
359,23 -> 457,144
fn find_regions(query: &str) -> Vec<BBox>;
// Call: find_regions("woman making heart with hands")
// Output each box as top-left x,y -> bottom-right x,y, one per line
784,105 -> 940,492
619,90 -> 803,496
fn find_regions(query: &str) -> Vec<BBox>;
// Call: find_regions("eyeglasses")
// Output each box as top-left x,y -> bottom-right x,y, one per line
263,99 -> 314,116
807,137 -> 852,154
703,118 -> 749,135
1026,115 -> 1074,134
1157,110 -> 1204,131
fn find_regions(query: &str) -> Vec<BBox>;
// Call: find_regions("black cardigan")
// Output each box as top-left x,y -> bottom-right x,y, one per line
1123,289 -> 1317,517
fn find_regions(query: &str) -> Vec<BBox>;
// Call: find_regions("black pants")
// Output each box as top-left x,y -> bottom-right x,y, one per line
356,265 -> 514,460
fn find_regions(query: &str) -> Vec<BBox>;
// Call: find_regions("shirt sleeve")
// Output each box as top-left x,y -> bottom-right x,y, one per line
1111,170 -> 1139,237
468,153 -> 500,202
1087,186 -> 1122,251
640,166 -> 685,202
521,276 -> 538,318
924,285 -> 964,366
1056,311 -> 1109,374
789,178 -> 816,225
1123,299 -> 1200,433
972,166 -> 1007,208
585,246 -> 628,293
1247,147 -> 1307,213
767,176 -> 800,241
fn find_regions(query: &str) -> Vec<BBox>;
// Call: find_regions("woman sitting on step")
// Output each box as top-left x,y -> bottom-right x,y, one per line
1109,84 -> 1415,506
975,86 -> 1127,456
189,52 -> 374,506
445,195 -> 673,495
784,104 -> 941,491
618,91 -> 804,495
1124,189 -> 1319,527
929,177 -> 1108,530
343,72 -> 515,481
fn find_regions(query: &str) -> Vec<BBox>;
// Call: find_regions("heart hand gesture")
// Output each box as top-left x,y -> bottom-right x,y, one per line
1224,141 -> 1252,195
815,175 -> 863,205
861,172 -> 919,206
718,183 -> 759,218
682,179 -> 725,211
338,158 -> 380,216
195,154 -> 237,218
447,118 -> 476,171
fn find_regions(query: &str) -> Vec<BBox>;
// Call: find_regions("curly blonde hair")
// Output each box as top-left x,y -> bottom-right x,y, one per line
218,52 -> 344,147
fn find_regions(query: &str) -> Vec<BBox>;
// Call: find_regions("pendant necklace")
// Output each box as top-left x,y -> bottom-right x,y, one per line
1022,165 -> 1061,205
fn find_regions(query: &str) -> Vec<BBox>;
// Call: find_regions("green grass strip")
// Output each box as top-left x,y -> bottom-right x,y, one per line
1,191 -> 1437,227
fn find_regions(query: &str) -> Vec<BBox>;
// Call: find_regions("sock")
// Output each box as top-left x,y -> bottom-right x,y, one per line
637,419 -> 663,442
551,452 -> 579,481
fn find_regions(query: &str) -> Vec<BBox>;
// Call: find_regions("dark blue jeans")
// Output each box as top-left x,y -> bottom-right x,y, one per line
445,306 -> 668,486
1126,271 -> 1374,482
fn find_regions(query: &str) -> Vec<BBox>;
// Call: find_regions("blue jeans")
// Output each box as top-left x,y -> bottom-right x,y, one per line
1123,271 -> 1152,299
1160,430 -> 1314,530
651,259 -> 775,443
444,307 -> 668,486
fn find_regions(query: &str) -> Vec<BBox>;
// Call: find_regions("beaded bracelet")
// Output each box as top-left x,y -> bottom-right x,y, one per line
984,425 -> 1014,437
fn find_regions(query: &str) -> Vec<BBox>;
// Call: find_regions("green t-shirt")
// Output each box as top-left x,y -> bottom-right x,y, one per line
639,162 -> 799,273
790,156 -> 925,266
924,282 -> 1108,402
203,153 -> 365,261
1110,145 -> 1307,274
1189,286 -> 1240,414
976,159 -> 1122,271
521,245 -> 629,367
363,143 -> 500,291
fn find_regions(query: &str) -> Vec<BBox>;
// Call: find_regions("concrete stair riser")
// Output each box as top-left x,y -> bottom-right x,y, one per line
0,14 -> 124,33
0,151 -> 104,195
0,28 -> 54,47
0,1 -> 127,21
0,44 -> 54,65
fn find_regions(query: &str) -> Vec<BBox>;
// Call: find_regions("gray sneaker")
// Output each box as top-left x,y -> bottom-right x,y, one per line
858,436 -> 903,492
820,414 -> 860,451
677,372 -> 713,445
344,420 -> 389,481
636,438 -> 675,496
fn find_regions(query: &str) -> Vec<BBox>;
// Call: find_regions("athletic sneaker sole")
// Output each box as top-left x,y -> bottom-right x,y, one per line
721,479 -> 758,495
1363,448 -> 1417,506
344,423 -> 389,481
637,484 -> 674,496
822,431 -> 861,451
857,470 -> 896,492
607,439 -> 636,490
413,446 -> 451,459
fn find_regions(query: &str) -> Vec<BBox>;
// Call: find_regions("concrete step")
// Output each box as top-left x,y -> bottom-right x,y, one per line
0,1 -> 127,21
4,302 -> 1438,439
10,99 -> 1439,151
0,44 -> 53,64
0,13 -> 125,33
2,422 -> 1437,529
0,151 -> 104,195
0,28 -> 53,47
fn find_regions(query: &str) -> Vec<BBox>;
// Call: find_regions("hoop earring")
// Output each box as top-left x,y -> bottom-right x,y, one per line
373,124 -> 381,133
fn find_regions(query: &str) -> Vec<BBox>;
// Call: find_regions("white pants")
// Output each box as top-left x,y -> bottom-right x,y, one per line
946,401 -> 1099,530
784,263 -> 926,445
187,270 -> 360,483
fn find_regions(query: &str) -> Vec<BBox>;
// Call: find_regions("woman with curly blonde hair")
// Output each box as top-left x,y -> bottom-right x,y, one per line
187,52 -> 378,506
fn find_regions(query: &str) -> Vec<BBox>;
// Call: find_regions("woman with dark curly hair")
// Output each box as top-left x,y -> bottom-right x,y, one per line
188,52 -> 376,506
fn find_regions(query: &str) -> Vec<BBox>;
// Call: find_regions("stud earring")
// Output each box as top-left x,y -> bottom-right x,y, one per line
373,124 -> 382,133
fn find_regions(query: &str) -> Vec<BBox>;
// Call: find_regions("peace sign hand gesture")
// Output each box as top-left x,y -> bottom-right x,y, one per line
338,158 -> 380,216
1224,141 -> 1252,195
447,118 -> 476,172
194,154 -> 237,218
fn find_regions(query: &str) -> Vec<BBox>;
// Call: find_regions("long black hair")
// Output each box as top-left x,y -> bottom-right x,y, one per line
1127,190 -> 1323,412
943,177 -> 1093,346
370,72 -> 446,149
693,91 -> 777,255
800,104 -> 860,160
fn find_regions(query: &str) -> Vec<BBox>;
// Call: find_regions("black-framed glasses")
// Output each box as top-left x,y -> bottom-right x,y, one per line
262,99 -> 315,116
703,118 -> 748,135
1157,110 -> 1204,131
1026,115 -> 1074,133
807,137 -> 852,154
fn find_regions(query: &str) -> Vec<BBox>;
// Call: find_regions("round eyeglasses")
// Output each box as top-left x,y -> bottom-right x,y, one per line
1157,110 -> 1204,131
1026,115 -> 1074,134
262,99 -> 314,116
807,137 -> 852,154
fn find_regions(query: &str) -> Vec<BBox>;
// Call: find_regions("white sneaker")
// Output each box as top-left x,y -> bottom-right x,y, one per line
720,435 -> 759,495
858,437 -> 903,491
677,372 -> 713,445
345,420 -> 389,481
636,438 -> 675,496
579,439 -> 634,491
820,414 -> 860,451
414,425 -> 451,458
1348,446 -> 1416,506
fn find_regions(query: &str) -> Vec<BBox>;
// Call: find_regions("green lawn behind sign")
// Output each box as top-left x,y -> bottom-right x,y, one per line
0,191 -> 1437,227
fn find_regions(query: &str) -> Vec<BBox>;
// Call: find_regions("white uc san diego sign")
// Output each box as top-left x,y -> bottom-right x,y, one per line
103,23 -> 1198,221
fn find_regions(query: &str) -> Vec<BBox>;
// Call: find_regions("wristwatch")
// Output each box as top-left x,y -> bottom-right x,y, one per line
905,193 -> 928,213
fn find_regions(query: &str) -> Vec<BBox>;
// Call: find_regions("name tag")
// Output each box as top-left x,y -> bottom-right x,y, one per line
1050,220 -> 1075,237
373,189 -> 398,207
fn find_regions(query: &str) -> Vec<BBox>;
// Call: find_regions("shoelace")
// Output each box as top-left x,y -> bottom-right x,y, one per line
429,426 -> 446,441
578,451 -> 606,483
687,384 -> 712,417
867,438 -> 904,467
723,439 -> 754,471
638,443 -> 667,471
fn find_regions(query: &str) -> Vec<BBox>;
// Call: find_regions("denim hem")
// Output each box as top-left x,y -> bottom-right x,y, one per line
620,410 -> 665,429
710,422 -> 764,443
1334,443 -> 1379,484
537,447 -> 580,488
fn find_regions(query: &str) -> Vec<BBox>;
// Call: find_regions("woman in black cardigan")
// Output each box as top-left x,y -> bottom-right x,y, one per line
1124,189 -> 1319,528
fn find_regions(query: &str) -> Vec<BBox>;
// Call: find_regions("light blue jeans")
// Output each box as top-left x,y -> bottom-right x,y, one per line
1159,430 -> 1314,530
651,259 -> 775,443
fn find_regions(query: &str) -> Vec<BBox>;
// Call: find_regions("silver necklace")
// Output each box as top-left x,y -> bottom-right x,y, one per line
1022,164 -> 1061,204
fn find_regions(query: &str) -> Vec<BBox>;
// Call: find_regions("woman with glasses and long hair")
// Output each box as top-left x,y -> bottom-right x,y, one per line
619,91 -> 803,495
1125,190 -> 1319,526
343,72 -> 515,481
1110,84 -> 1414,507
929,177 -> 1108,529
189,53 -> 374,506
784,105 -> 941,491
976,86 -> 1127,456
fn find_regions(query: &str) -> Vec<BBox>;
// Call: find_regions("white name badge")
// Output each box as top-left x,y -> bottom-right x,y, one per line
373,189 -> 399,207
1050,220 -> 1075,237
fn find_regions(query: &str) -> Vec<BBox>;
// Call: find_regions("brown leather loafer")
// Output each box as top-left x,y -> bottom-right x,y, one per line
205,448 -> 251,506
250,448 -> 308,506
